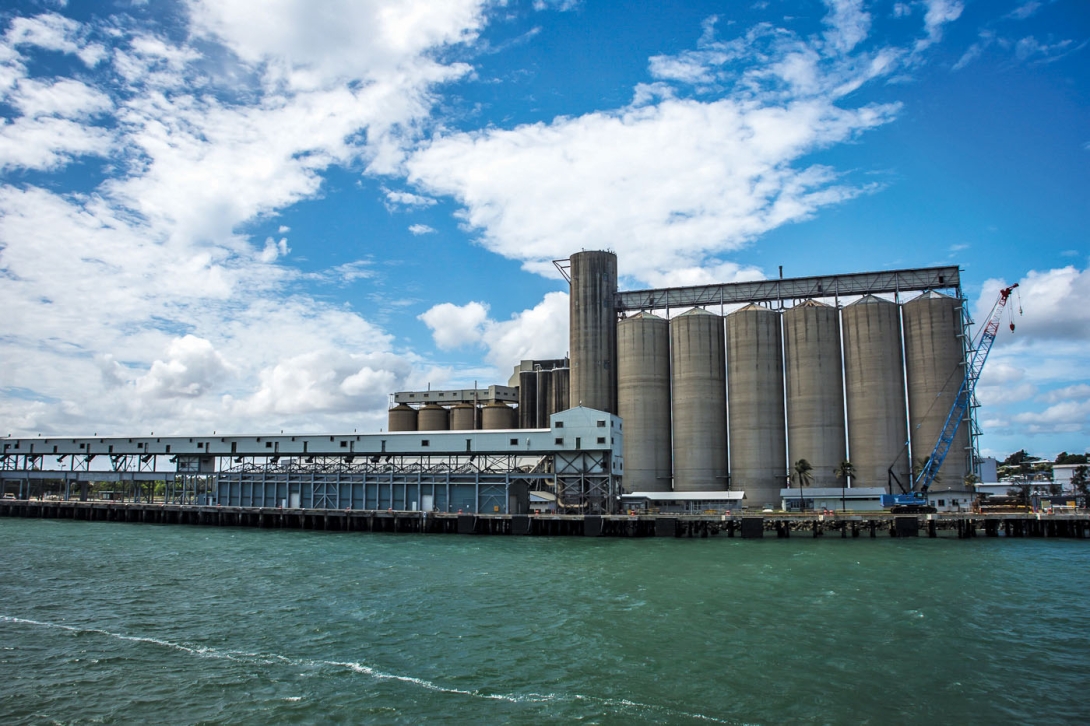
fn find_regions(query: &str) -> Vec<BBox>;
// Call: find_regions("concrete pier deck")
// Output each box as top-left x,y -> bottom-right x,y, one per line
3,499 -> 1089,539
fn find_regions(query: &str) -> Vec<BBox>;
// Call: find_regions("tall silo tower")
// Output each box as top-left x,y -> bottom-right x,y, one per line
726,303 -> 786,507
670,308 -> 728,492
569,251 -> 618,414
842,295 -> 910,489
618,312 -> 672,492
783,300 -> 846,488
902,291 -> 970,491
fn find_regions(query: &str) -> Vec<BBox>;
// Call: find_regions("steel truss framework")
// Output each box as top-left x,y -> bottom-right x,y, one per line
616,266 -> 961,311
0,450 -> 621,514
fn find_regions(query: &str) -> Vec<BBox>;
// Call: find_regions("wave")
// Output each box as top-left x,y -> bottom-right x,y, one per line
0,615 -> 729,723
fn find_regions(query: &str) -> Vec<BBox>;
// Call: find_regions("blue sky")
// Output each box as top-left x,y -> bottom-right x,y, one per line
0,0 -> 1087,461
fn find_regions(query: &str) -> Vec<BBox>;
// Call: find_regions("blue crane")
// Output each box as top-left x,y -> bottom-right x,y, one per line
884,283 -> 1019,511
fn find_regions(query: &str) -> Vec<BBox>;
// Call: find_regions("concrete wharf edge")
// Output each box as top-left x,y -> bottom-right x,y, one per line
3,500 -> 1090,539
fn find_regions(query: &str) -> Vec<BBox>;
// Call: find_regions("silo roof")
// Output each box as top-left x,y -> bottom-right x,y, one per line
731,302 -> 773,314
846,294 -> 896,306
677,307 -> 718,317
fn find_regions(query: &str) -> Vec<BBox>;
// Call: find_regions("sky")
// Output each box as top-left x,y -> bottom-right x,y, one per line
0,0 -> 1087,462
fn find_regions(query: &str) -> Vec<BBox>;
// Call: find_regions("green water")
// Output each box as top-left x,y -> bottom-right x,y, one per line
1,519 -> 1088,724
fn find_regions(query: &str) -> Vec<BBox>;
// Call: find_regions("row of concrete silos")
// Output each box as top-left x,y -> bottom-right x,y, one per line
613,291 -> 969,507
387,402 -> 518,432
519,367 -> 571,429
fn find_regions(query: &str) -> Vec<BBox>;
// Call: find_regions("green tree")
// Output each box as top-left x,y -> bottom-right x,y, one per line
792,459 -> 813,512
1007,484 -> 1031,507
835,460 -> 856,486
1073,465 -> 1089,507
913,456 -> 942,488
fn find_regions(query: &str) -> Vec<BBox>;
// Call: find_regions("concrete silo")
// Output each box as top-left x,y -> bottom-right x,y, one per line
618,313 -> 672,492
387,404 -> 418,432
671,308 -> 728,492
450,403 -> 476,431
726,304 -> 786,507
569,251 -> 618,414
536,369 -> 554,428
482,401 -> 517,430
417,403 -> 450,432
783,300 -> 846,488
841,295 -> 909,489
551,367 -> 570,419
518,370 -> 537,429
902,291 -> 970,491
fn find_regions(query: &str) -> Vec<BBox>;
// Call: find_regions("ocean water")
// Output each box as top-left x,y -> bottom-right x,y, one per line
2,519 -> 1089,725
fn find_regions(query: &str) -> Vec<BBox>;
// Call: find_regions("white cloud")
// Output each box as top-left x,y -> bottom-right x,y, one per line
419,293 -> 569,372
408,223 -> 436,235
1042,384 -> 1090,404
406,12 -> 914,286
134,336 -> 235,399
0,3 -> 492,435
418,301 -> 490,350
823,0 -> 871,55
1013,400 -> 1090,433
476,292 -> 569,370
978,264 -> 1090,343
4,12 -> 106,66
1006,2 -> 1041,21
915,0 -> 963,53
384,188 -> 437,209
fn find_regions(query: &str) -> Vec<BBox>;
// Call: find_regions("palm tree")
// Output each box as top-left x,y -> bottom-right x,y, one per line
913,456 -> 942,489
792,458 -> 813,512
835,460 -> 855,512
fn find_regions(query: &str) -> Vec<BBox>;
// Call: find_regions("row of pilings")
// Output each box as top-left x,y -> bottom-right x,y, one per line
3,500 -> 1090,539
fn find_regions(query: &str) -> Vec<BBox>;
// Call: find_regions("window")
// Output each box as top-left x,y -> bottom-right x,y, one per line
597,420 -> 606,428
555,421 -> 564,428
339,440 -> 347,448
268,441 -> 275,448
597,437 -> 606,445
937,499 -> 945,507
421,439 -> 430,447
510,438 -> 519,445
555,438 -> 564,445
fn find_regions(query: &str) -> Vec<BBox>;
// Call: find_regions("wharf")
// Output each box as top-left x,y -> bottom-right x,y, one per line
3,499 -> 1090,539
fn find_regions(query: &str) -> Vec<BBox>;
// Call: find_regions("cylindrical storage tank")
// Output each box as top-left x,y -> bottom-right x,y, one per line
450,403 -> 476,431
726,304 -> 786,508
671,308 -> 727,492
387,404 -> 417,432
481,401 -> 517,430
569,251 -> 618,413
519,370 -> 537,429
842,295 -> 909,489
784,300 -> 846,488
536,369 -> 554,428
417,403 -> 450,432
618,313 -> 672,492
902,291 -> 970,491
551,367 -> 570,417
